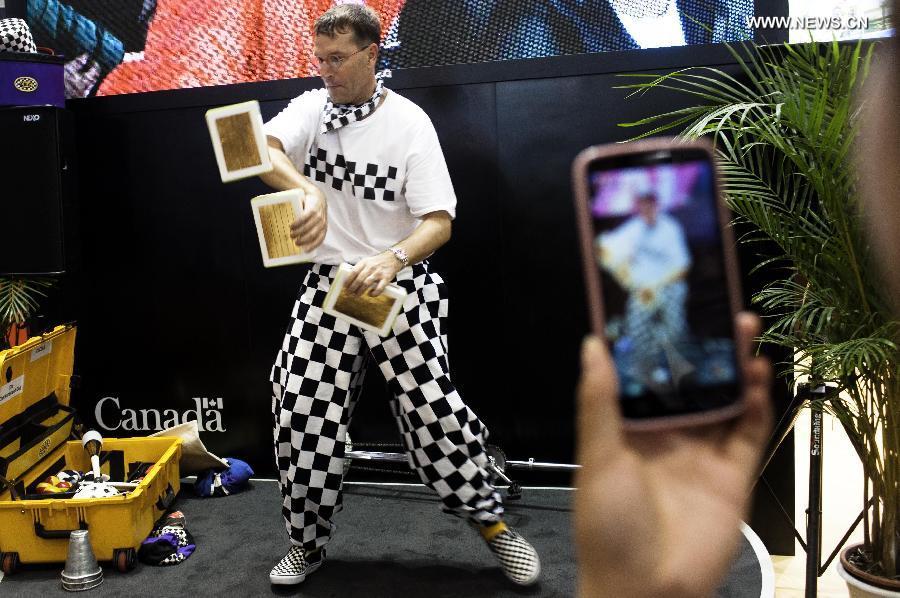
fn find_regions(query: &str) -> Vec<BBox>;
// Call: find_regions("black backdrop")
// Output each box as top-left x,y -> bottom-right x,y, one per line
63,43 -> 795,553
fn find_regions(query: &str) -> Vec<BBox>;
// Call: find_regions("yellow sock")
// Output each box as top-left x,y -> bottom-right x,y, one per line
479,521 -> 508,542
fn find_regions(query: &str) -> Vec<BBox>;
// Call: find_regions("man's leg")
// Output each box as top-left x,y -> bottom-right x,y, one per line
658,280 -> 689,341
625,291 -> 659,385
270,264 -> 367,584
365,263 -> 541,586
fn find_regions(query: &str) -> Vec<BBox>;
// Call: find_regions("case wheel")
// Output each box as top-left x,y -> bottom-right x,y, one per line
1,551 -> 20,575
113,548 -> 136,573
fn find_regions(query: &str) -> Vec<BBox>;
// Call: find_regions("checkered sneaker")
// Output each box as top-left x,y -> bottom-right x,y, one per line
486,528 -> 541,586
269,546 -> 325,585
0,19 -> 37,54
320,77 -> 385,133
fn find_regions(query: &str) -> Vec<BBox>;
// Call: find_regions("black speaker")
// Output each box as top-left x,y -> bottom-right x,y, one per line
0,105 -> 74,275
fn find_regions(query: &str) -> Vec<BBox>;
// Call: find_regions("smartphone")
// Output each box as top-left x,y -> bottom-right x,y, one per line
572,138 -> 744,428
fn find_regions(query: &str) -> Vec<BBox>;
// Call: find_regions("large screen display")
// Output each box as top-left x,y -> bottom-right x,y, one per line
13,0 -> 760,98
9,0 -> 892,98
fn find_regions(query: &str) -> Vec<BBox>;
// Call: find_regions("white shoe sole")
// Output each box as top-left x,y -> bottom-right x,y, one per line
507,556 -> 541,586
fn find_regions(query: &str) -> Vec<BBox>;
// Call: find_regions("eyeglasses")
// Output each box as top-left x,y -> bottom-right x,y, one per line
312,45 -> 370,71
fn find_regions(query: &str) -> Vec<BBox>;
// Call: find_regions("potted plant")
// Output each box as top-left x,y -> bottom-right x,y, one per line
618,39 -> 900,593
0,276 -> 55,350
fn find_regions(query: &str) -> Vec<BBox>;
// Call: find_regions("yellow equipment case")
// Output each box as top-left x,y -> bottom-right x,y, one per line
0,325 -> 77,482
0,326 -> 183,574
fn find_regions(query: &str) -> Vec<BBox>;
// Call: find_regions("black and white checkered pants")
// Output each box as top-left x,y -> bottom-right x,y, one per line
271,262 -> 504,551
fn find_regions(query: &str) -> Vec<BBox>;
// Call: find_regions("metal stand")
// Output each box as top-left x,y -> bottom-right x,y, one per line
806,400 -> 824,597
758,383 -> 871,598
345,441 -> 580,501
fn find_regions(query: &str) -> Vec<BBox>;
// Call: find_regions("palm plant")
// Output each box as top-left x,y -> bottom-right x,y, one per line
617,40 -> 900,580
0,276 -> 55,350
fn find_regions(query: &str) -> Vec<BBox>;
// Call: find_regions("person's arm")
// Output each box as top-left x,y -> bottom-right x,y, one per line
345,113 -> 456,296
261,137 -> 318,195
260,137 -> 328,253
344,210 -> 452,296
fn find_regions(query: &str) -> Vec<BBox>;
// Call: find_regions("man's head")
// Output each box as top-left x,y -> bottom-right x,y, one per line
313,5 -> 381,105
636,192 -> 659,225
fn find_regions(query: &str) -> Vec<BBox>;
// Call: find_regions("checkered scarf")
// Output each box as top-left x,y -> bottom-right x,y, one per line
321,77 -> 385,134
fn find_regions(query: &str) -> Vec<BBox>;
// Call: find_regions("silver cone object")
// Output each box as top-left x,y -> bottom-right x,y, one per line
61,529 -> 103,591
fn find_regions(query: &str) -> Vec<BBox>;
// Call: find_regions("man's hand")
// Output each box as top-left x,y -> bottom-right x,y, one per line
289,187 -> 327,252
345,251 -> 404,297
574,312 -> 772,598
638,286 -> 656,306
613,265 -> 633,290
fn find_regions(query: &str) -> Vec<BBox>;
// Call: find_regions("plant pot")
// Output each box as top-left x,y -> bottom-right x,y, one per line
838,544 -> 900,597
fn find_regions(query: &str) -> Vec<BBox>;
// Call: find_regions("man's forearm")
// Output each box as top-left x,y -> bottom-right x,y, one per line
390,212 -> 452,266
260,146 -> 320,197
659,268 -> 688,288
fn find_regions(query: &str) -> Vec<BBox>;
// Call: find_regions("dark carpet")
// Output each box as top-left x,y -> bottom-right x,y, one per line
0,481 -> 764,597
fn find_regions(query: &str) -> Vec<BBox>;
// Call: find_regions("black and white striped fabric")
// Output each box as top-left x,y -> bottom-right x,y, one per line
0,18 -> 37,54
486,528 -> 542,586
271,262 -> 504,552
320,77 -> 386,134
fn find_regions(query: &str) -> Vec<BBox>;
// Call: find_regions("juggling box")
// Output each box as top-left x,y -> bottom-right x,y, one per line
206,100 -> 273,182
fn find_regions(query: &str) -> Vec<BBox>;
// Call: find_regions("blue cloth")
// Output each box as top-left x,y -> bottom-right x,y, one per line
194,458 -> 253,498
26,0 -> 124,71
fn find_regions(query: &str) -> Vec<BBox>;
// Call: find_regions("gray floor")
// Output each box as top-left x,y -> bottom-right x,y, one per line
0,480 -> 762,597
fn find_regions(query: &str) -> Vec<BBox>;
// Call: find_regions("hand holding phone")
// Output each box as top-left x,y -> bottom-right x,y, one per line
574,312 -> 772,597
572,138 -> 744,428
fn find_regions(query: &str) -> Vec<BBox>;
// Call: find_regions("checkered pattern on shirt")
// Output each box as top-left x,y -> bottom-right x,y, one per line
0,19 -> 37,54
304,146 -> 398,201
271,262 -> 503,551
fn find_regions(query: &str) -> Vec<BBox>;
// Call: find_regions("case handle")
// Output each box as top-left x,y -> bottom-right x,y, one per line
156,484 -> 175,511
34,519 -> 88,539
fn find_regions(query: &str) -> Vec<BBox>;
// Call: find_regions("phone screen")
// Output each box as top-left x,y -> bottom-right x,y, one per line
586,149 -> 740,420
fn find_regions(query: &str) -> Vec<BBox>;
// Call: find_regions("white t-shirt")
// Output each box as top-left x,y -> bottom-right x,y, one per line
263,87 -> 457,266
598,213 -> 691,287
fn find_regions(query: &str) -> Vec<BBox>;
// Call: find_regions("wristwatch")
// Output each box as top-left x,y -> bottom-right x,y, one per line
387,246 -> 409,268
